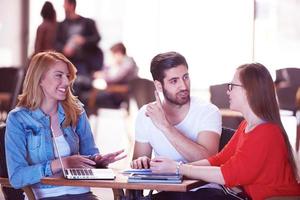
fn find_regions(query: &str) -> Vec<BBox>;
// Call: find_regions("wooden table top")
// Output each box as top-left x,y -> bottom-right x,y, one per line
41,170 -> 204,192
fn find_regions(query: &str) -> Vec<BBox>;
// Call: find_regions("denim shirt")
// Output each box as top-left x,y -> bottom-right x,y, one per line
5,103 -> 99,189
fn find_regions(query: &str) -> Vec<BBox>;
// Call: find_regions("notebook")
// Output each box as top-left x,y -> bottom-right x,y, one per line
127,172 -> 183,184
51,129 -> 115,180
122,168 -> 152,175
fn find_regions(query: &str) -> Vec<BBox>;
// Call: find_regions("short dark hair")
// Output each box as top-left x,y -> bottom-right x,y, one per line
66,0 -> 76,9
110,42 -> 126,55
41,1 -> 56,21
150,51 -> 188,83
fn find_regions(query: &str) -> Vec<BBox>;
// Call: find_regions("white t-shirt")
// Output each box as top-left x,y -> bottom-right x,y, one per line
135,96 -> 222,162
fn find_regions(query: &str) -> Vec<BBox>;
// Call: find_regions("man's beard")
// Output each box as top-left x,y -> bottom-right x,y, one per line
162,87 -> 190,106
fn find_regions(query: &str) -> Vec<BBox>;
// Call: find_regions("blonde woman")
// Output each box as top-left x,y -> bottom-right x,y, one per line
5,51 -> 125,200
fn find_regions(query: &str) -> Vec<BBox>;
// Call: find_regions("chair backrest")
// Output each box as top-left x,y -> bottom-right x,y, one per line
275,68 -> 300,87
0,67 -> 24,113
209,83 -> 229,109
276,85 -> 299,112
129,78 -> 156,109
0,124 -> 9,178
219,127 -> 235,152
0,123 -> 26,200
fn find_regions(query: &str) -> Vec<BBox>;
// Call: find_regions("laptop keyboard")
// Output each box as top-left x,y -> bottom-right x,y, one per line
65,169 -> 93,176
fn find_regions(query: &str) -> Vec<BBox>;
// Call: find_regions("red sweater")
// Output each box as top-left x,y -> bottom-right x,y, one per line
208,121 -> 300,200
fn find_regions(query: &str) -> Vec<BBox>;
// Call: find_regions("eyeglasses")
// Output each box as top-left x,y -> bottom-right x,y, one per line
227,83 -> 243,91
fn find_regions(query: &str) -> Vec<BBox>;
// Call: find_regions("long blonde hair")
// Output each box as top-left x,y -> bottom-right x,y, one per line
18,51 -> 81,127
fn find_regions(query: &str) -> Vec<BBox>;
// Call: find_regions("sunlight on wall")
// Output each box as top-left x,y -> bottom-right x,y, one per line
255,0 -> 300,72
123,0 -> 254,90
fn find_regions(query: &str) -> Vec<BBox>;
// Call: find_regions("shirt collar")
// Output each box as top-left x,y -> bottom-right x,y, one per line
30,102 -> 66,124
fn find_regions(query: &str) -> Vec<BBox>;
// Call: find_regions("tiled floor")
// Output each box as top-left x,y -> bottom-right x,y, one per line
0,105 -> 137,200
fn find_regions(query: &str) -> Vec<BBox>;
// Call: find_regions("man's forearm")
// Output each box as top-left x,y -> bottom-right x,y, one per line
162,126 -> 212,162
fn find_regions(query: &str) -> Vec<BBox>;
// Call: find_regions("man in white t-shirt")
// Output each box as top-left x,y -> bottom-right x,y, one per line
131,52 -> 222,169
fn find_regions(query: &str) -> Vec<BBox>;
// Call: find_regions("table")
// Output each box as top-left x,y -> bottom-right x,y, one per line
41,170 -> 204,200
87,84 -> 129,114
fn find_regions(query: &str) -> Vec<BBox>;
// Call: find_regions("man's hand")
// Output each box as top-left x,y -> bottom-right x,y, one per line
63,45 -> 75,57
131,156 -> 151,169
93,149 -> 126,168
63,34 -> 85,57
145,91 -> 170,131
72,35 -> 85,46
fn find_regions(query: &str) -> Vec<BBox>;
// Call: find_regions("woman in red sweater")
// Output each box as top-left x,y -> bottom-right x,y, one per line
150,63 -> 300,200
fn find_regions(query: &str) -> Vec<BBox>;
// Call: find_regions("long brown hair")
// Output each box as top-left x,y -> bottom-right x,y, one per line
238,63 -> 298,179
18,51 -> 81,127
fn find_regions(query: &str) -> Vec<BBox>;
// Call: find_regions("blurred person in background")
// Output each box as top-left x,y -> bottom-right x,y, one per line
94,42 -> 138,85
55,0 -> 103,97
34,1 -> 57,54
90,42 -> 138,109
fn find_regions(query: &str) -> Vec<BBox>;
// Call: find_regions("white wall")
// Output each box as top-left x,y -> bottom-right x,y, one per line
122,0 -> 254,89
0,0 -> 22,66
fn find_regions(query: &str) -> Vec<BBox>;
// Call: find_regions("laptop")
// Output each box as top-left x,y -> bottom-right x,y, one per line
51,130 -> 115,180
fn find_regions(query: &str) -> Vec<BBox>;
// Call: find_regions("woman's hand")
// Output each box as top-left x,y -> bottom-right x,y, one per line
150,156 -> 177,174
63,155 -> 96,168
93,149 -> 126,168
51,155 -> 96,174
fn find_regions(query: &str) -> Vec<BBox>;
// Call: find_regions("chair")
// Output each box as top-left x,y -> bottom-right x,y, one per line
0,123 -> 35,200
86,83 -> 130,115
0,67 -> 24,121
219,127 -> 235,151
129,78 -> 156,109
275,68 -> 300,88
209,83 -> 229,109
209,83 -> 244,129
276,85 -> 299,113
